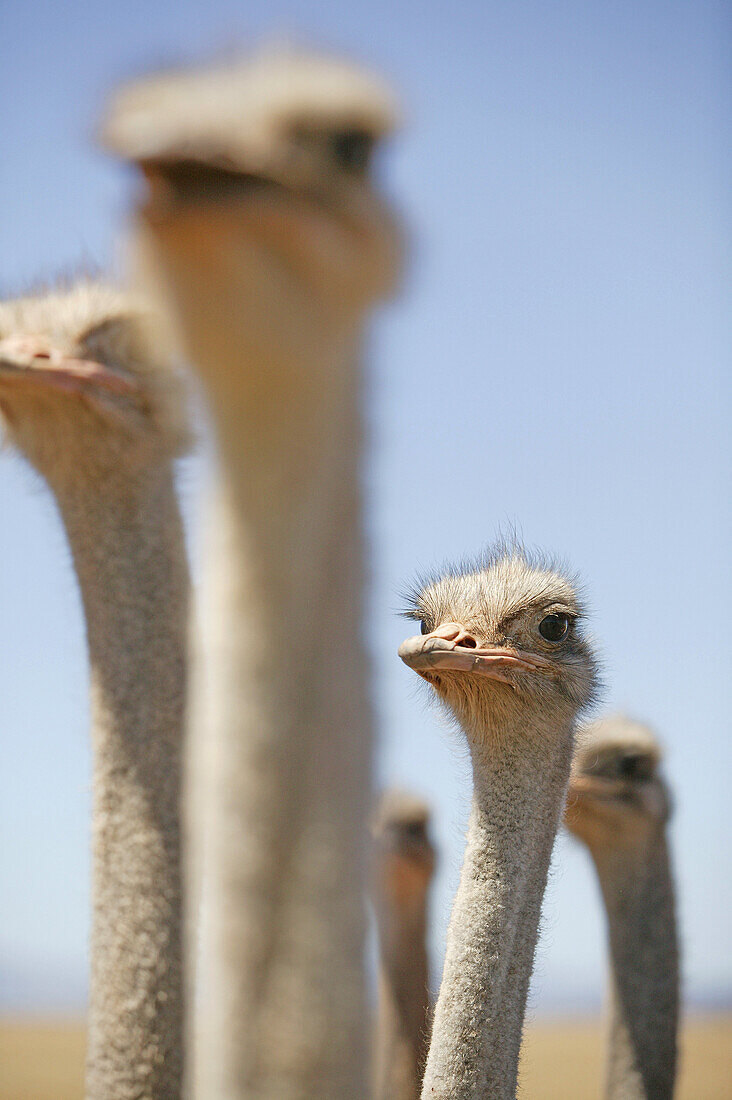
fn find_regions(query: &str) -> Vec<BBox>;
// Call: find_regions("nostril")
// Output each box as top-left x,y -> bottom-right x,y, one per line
459,635 -> 477,649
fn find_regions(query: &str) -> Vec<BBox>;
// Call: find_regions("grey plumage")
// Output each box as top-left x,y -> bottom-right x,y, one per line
372,790 -> 435,1100
566,716 -> 680,1099
0,281 -> 190,1100
101,46 -> 403,1099
400,546 -> 599,1099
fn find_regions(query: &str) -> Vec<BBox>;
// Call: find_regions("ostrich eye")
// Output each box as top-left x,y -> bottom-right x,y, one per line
619,754 -> 641,779
618,754 -> 654,781
538,613 -> 569,643
420,620 -> 429,635
329,129 -> 375,172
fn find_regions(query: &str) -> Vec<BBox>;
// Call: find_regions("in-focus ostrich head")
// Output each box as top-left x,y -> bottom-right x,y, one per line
372,790 -> 435,919
101,48 -> 403,310
0,281 -> 187,480
565,716 -> 670,852
399,547 -> 600,741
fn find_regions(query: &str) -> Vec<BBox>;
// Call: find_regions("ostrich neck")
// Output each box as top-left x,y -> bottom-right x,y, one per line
592,834 -> 679,1100
484,827 -> 558,1095
56,464 -> 188,1100
421,718 -> 574,1100
187,303 -> 373,1099
373,894 -> 431,1100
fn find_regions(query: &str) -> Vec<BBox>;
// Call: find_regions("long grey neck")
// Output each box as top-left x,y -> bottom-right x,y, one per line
593,834 -> 679,1099
421,718 -> 574,1100
373,893 -> 431,1100
483,824 -> 559,1094
57,465 -> 189,1100
189,317 -> 373,1099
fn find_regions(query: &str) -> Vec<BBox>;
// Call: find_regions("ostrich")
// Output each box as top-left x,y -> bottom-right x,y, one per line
0,282 -> 190,1100
371,790 -> 435,1100
101,49 -> 403,1098
398,547 -> 599,1099
565,716 -> 679,1099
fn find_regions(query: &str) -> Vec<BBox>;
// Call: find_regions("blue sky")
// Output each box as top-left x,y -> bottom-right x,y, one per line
0,0 -> 729,1012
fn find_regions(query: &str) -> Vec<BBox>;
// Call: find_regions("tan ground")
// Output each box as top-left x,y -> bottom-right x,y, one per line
519,1014 -> 732,1099
0,1014 -> 730,1099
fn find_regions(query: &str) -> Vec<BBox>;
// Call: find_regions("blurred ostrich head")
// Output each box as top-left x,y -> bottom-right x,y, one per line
372,790 -> 435,918
101,47 -> 403,308
0,281 -> 188,483
565,715 -> 671,851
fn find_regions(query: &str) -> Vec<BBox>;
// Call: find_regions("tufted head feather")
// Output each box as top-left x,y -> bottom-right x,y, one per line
101,45 -> 399,167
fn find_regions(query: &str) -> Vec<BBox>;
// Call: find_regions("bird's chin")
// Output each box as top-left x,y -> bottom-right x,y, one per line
417,667 -> 513,697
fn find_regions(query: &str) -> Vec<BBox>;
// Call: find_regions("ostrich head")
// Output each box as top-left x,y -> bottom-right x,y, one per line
101,48 -> 402,312
372,790 -> 435,919
565,716 -> 670,852
399,547 -> 599,743
0,281 -> 187,481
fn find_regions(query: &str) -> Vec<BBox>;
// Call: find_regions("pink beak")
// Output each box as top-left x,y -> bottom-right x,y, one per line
0,335 -> 138,397
398,623 -> 556,685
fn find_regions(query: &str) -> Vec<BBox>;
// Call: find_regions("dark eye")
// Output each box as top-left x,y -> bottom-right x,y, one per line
329,129 -> 375,172
538,613 -> 569,643
619,754 -> 640,779
618,754 -> 654,781
420,619 -> 429,635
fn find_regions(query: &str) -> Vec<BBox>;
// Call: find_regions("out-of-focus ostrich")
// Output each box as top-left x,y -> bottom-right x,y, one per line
0,282 -> 190,1100
399,547 -> 599,1099
102,48 -> 403,1099
565,716 -> 679,1099
372,790 -> 435,1100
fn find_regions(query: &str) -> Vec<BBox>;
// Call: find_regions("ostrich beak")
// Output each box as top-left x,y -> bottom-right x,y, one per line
0,336 -> 138,397
398,630 -> 556,685
137,159 -> 289,215
568,774 -> 669,820
565,776 -> 615,820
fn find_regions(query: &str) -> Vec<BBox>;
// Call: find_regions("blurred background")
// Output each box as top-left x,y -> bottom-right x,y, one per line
1,0 -> 730,1095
